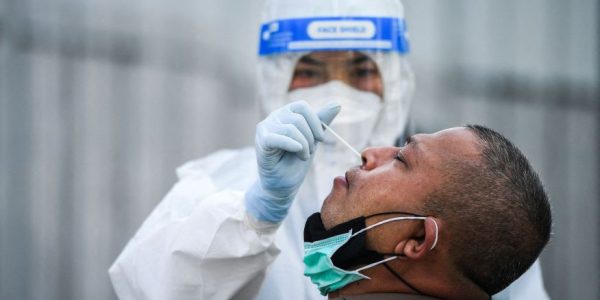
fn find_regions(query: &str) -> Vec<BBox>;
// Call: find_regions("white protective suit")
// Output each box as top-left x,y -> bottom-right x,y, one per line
109,0 -> 549,299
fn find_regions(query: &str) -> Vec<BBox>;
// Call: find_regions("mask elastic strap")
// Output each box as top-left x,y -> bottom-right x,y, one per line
351,216 -> 426,238
353,216 -> 439,251
354,255 -> 398,273
429,218 -> 439,250
348,216 -> 423,274
366,211 -> 423,218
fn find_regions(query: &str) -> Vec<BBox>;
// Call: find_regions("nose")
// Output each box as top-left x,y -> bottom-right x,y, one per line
360,146 -> 398,170
327,69 -> 349,83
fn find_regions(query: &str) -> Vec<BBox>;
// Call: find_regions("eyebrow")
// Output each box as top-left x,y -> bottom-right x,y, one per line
350,55 -> 371,65
298,56 -> 325,66
298,54 -> 372,67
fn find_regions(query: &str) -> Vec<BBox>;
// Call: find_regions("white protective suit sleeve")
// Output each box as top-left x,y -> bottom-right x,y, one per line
109,149 -> 279,300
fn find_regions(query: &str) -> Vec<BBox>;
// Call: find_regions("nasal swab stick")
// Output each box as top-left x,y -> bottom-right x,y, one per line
321,122 -> 362,160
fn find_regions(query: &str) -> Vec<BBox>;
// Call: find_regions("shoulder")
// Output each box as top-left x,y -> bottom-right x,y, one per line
176,147 -> 255,179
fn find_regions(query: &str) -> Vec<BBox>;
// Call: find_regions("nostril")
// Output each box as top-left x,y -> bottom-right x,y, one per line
361,156 -> 366,166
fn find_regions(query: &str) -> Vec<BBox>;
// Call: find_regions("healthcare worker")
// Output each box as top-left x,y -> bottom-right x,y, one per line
109,0 -> 548,299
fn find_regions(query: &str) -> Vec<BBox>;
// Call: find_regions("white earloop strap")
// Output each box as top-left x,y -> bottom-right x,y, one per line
352,216 -> 439,251
351,216 -> 426,237
354,255 -> 398,273
430,219 -> 439,250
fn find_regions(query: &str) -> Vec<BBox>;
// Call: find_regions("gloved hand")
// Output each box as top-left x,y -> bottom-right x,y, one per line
245,101 -> 341,223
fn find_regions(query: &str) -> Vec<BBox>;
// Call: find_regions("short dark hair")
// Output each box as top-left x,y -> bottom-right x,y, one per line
423,124 -> 552,295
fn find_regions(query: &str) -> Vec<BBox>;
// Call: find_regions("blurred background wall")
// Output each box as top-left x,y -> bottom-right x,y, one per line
0,0 -> 598,299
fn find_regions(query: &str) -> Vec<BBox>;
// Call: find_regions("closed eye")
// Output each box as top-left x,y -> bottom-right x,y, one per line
395,151 -> 407,164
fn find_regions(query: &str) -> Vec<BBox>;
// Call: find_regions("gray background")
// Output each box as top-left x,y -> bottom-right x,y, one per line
0,0 -> 598,299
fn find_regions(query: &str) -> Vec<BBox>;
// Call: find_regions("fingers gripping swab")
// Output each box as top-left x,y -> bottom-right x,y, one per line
321,122 -> 362,160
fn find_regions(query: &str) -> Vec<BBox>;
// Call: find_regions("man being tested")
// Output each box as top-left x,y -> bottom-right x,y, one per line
302,123 -> 552,299
242,101 -> 551,299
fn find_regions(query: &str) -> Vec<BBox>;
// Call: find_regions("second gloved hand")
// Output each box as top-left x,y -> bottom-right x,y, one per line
245,101 -> 341,223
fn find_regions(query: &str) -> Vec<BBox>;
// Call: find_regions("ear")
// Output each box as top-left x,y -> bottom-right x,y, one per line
394,217 -> 440,260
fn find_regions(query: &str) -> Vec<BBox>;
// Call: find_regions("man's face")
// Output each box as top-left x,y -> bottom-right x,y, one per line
288,51 -> 384,99
320,127 -> 482,230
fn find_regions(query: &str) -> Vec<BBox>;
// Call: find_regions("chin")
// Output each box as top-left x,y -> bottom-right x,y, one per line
320,195 -> 344,230
320,192 -> 333,213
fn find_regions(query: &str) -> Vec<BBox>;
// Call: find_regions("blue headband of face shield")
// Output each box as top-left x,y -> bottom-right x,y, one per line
258,17 -> 410,56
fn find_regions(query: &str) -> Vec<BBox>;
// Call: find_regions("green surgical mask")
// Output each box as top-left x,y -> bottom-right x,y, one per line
303,212 -> 438,295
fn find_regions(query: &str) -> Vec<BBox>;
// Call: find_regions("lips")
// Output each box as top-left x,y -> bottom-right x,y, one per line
344,172 -> 350,187
334,168 -> 358,190
333,175 -> 348,188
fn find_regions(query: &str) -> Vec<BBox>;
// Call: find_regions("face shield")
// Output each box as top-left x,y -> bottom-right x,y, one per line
257,0 -> 415,199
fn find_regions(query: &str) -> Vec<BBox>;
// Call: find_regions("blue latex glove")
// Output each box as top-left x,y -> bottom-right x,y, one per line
245,101 -> 341,223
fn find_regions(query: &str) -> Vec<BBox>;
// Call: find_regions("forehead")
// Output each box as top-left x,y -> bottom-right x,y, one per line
415,127 -> 482,167
430,127 -> 480,155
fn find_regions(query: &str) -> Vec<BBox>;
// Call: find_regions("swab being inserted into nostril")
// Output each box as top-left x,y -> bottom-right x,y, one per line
321,122 -> 362,160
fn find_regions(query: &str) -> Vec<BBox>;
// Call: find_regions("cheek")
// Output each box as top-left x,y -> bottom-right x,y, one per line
352,176 -> 397,212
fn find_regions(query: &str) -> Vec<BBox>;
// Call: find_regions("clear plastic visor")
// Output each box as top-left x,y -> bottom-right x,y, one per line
289,50 -> 384,99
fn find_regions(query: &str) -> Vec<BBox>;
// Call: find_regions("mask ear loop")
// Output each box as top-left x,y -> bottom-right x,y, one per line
360,212 -> 439,250
429,218 -> 439,250
349,216 -> 434,273
349,216 -> 439,272
382,218 -> 439,296
354,256 -> 398,273
366,211 -> 423,218
351,216 -> 427,238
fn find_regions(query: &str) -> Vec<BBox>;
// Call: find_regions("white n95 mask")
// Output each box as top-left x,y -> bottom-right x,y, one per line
288,80 -> 382,152
288,81 -> 382,200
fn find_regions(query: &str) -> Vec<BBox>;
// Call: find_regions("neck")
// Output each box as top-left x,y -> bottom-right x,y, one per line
328,262 -> 425,298
328,260 -> 489,300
